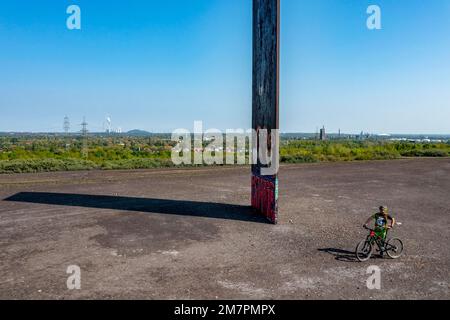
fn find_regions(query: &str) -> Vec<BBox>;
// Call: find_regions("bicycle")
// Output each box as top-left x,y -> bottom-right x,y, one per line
355,226 -> 404,262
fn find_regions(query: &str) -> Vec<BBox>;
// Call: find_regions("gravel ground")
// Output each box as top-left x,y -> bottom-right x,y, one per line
0,158 -> 449,299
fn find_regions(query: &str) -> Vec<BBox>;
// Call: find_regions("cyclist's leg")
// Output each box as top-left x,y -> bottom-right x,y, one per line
382,230 -> 390,255
375,229 -> 387,256
381,229 -> 388,244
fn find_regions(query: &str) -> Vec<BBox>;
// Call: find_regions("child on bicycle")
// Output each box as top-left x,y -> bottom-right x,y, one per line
363,206 -> 396,242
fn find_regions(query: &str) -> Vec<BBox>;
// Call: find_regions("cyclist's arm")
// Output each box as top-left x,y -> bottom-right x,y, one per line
363,215 -> 374,228
387,215 -> 396,228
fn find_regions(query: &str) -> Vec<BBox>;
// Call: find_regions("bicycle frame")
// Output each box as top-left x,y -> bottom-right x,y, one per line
366,229 -> 390,253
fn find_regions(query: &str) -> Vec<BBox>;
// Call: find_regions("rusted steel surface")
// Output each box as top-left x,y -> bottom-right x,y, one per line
252,0 -> 280,224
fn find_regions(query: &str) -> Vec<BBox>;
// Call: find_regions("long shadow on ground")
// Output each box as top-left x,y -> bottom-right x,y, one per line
318,248 -> 385,263
4,192 -> 268,224
318,248 -> 359,262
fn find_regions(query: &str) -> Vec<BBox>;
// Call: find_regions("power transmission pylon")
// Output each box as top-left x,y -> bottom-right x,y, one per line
64,116 -> 70,134
80,117 -> 88,159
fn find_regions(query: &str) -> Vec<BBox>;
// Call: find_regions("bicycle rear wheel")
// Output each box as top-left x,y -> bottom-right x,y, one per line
356,240 -> 373,262
386,238 -> 404,259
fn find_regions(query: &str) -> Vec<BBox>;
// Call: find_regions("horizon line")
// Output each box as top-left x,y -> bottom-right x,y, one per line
1,131 -> 450,137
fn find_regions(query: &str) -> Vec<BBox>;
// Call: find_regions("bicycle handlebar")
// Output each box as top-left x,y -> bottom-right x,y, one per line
363,225 -> 392,232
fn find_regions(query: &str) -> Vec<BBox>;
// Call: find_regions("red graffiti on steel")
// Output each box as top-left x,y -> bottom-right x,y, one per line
252,175 -> 277,223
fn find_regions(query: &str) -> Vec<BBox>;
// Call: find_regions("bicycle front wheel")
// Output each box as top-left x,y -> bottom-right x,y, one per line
356,240 -> 373,262
386,238 -> 404,259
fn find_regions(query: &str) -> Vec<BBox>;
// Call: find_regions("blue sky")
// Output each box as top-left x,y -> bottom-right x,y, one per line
0,0 -> 449,134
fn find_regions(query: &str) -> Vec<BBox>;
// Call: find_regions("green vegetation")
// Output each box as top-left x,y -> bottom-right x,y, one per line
281,140 -> 450,163
0,135 -> 448,174
0,158 -> 98,174
0,136 -> 177,173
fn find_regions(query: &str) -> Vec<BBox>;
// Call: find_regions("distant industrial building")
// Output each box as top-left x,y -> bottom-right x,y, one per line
319,126 -> 327,141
